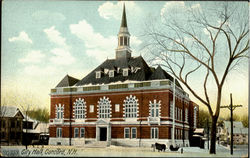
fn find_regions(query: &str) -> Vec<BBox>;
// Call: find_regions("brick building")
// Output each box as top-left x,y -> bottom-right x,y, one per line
49,5 -> 199,147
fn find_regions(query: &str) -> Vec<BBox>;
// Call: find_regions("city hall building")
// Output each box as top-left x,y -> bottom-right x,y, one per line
49,6 -> 199,147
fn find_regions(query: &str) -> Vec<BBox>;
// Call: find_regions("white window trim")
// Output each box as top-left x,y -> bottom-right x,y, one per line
73,98 -> 86,119
56,104 -> 64,120
131,127 -> 137,139
97,96 -> 111,119
74,128 -> 79,138
56,128 -> 62,138
96,71 -> 101,79
151,127 -> 159,139
109,70 -> 114,77
123,68 -> 129,76
80,128 -> 85,138
149,100 -> 161,118
124,127 -> 130,139
123,95 -> 139,118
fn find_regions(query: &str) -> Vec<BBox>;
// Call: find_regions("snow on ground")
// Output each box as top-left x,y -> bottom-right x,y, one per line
1,144 -> 248,157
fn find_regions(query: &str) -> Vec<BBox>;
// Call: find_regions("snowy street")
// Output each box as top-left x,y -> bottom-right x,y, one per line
1,143 -> 248,157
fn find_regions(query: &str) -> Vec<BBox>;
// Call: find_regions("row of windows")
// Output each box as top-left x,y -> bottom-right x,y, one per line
170,102 -> 189,122
96,68 -> 129,79
56,96 -> 161,120
56,127 -> 158,139
56,127 -> 188,139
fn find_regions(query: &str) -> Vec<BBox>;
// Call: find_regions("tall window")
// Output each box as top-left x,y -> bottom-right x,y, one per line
194,107 -> 197,128
56,128 -> 62,137
151,127 -> 158,139
170,101 -> 173,118
74,98 -> 86,119
98,96 -> 111,118
124,37 -> 128,46
124,128 -> 130,138
131,128 -> 137,139
80,128 -> 85,138
74,128 -> 79,138
56,104 -> 64,119
120,37 -> 123,46
185,108 -> 188,122
124,95 -> 138,118
149,100 -> 161,117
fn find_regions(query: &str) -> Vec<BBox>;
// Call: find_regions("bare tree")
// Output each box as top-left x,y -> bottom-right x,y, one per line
144,2 -> 248,154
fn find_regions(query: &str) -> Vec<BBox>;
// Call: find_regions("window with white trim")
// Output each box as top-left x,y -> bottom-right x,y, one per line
56,128 -> 62,138
149,100 -> 161,117
80,128 -> 85,138
131,127 -> 137,139
124,128 -> 130,138
90,105 -> 94,113
96,71 -> 101,79
185,108 -> 188,122
74,128 -> 79,138
56,104 -> 64,119
109,70 -> 114,77
98,96 -> 111,118
115,104 -> 120,112
73,98 -> 86,119
124,95 -> 138,118
151,127 -> 158,139
170,101 -> 173,118
123,68 -> 128,76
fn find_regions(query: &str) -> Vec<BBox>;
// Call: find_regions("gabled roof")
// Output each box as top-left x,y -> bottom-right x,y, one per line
56,74 -> 80,88
0,106 -> 24,118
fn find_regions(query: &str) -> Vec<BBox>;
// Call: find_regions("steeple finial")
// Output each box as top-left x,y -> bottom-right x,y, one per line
121,4 -> 127,28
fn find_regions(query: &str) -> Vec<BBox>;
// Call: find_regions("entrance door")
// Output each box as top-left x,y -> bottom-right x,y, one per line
100,127 -> 107,141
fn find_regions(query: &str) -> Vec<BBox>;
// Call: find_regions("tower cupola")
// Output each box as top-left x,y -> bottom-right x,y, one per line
115,4 -> 131,60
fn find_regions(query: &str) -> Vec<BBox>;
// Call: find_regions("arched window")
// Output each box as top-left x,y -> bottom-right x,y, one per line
149,100 -> 161,117
73,98 -> 86,119
98,96 -> 111,118
124,95 -> 138,118
56,104 -> 64,119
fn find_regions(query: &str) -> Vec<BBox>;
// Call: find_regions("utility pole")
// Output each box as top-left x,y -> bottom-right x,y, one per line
207,118 -> 209,150
220,93 -> 242,155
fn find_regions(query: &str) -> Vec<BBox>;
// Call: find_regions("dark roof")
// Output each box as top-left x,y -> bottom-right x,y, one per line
75,56 -> 182,88
121,4 -> 127,28
56,74 -> 80,88
76,56 -> 151,86
150,65 -> 182,88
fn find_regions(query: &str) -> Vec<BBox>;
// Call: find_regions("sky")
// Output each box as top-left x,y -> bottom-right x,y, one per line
1,1 -> 249,117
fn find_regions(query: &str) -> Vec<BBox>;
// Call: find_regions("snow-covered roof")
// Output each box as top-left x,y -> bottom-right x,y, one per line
0,106 -> 23,118
194,128 -> 204,133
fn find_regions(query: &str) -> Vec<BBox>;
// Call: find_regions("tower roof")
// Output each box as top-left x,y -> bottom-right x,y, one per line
120,4 -> 127,28
56,74 -> 79,88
